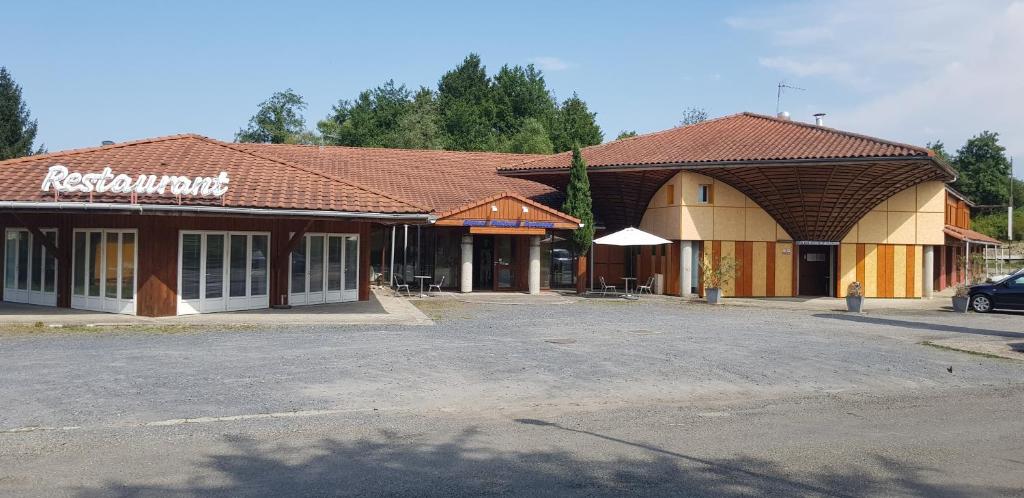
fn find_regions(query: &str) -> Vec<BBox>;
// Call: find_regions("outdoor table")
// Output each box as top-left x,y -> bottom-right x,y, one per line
413,275 -> 432,297
621,277 -> 637,299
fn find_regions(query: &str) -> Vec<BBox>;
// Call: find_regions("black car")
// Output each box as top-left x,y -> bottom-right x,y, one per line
969,269 -> 1024,313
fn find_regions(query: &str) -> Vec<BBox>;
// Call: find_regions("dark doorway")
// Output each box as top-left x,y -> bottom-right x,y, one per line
798,245 -> 833,296
494,236 -> 515,290
473,236 -> 494,290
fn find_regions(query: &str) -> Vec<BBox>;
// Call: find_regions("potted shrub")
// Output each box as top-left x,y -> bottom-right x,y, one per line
951,284 -> 970,313
699,255 -> 739,305
846,281 -> 864,312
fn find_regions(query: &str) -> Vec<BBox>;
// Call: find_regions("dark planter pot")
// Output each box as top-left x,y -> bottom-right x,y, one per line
951,296 -> 970,313
706,288 -> 722,305
846,295 -> 864,313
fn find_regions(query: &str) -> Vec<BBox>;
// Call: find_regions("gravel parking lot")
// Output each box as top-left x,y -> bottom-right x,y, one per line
1,298 -> 1022,496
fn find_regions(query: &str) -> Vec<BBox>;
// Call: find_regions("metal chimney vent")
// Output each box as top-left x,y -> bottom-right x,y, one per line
776,111 -> 791,120
813,113 -> 826,126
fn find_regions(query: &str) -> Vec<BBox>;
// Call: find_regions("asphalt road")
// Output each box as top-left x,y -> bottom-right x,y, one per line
1,299 -> 1023,496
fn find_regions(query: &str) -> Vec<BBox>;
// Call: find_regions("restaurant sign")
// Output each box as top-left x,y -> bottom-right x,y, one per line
41,164 -> 230,197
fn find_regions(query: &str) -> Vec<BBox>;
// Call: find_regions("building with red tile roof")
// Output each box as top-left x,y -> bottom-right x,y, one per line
0,112 -> 997,317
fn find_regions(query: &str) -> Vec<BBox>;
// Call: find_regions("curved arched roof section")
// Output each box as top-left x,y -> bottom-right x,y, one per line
499,113 -> 956,241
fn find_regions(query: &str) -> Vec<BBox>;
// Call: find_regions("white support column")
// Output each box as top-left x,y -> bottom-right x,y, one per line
922,245 -> 934,298
680,241 -> 693,298
528,235 -> 541,295
460,235 -> 473,293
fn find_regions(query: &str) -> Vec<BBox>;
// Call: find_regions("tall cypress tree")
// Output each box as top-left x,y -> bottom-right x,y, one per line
0,67 -> 44,160
562,144 -> 595,256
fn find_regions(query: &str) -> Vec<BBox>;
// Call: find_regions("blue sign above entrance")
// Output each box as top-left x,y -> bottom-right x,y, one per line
461,219 -> 555,229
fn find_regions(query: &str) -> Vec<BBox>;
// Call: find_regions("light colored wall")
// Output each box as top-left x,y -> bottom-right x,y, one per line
841,181 -> 946,245
641,172 -> 947,245
641,172 -> 789,242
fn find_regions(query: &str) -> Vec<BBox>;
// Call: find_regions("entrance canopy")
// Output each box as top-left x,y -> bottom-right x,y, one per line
432,192 -> 581,235
499,113 -> 957,242
594,227 -> 671,246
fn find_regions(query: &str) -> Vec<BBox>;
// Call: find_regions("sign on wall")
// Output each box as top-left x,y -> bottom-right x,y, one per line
41,164 -> 230,198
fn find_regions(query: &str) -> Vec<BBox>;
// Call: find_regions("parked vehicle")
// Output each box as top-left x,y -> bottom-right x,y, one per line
968,269 -> 1024,313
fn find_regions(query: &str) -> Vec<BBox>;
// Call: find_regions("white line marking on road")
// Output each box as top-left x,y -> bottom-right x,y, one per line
0,425 -> 80,434
143,408 -> 374,427
2,408 -> 376,434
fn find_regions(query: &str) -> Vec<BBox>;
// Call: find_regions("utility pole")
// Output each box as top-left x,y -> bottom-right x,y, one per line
1010,158 -> 1015,241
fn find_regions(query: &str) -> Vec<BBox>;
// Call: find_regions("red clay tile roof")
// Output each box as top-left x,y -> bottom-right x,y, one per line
501,112 -> 946,172
944,225 -> 1003,245
235,143 -> 560,213
0,135 -> 427,214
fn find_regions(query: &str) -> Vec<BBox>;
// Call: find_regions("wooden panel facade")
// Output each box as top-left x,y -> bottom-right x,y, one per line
0,212 -> 376,317
945,191 -> 971,229
434,193 -> 580,230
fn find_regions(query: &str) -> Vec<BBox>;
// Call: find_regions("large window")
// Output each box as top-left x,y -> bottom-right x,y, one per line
71,229 -> 136,314
178,231 -> 270,315
4,228 -> 58,307
289,233 -> 359,305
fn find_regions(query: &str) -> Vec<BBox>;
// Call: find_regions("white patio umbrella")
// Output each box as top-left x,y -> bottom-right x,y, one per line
592,227 -> 671,297
593,227 -> 671,246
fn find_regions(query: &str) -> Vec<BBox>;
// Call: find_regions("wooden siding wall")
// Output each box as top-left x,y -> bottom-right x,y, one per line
435,197 -> 578,229
837,243 -> 923,298
591,244 -> 626,288
699,240 -> 796,297
945,192 -> 971,229
635,242 -> 680,295
0,213 -> 373,317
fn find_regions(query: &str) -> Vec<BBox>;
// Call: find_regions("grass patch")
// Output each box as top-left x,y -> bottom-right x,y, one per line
919,340 -> 1013,360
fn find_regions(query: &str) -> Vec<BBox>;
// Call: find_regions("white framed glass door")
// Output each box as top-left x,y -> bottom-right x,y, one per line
289,233 -> 358,305
71,229 -> 136,314
4,228 -> 58,307
178,231 -> 270,315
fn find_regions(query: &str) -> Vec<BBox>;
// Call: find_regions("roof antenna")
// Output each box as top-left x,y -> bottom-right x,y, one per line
776,81 -> 805,116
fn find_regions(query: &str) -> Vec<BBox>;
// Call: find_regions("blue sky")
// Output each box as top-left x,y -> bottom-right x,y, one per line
5,0 -> 1021,174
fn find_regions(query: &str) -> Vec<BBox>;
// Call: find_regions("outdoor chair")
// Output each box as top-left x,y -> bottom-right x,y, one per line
428,275 -> 446,295
637,275 -> 655,295
393,275 -> 411,297
599,276 -> 617,297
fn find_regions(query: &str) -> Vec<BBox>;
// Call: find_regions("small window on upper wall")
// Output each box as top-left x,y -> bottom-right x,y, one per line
698,184 -> 712,204
666,184 -> 675,205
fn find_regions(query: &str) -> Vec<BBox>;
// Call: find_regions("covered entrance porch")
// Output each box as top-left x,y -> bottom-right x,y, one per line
376,193 -> 582,295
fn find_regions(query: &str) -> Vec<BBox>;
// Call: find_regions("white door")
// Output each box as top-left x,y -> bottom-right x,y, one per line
71,229 -> 136,314
3,228 -> 58,307
290,233 -> 358,305
178,231 -> 269,315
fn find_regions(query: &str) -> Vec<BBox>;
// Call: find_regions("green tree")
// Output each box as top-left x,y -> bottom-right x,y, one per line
318,80 -> 416,148
616,130 -> 638,140
0,67 -> 44,160
562,145 -> 595,256
952,131 -> 1011,206
492,64 -> 556,136
505,117 -> 553,154
392,87 -> 447,150
972,211 -> 1023,241
551,93 -> 603,153
680,106 -> 709,126
236,89 -> 315,144
926,140 -> 953,164
437,54 -> 498,151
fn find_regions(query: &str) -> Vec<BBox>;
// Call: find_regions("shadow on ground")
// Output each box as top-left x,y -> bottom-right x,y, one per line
75,421 -> 1012,497
814,313 -> 1024,339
